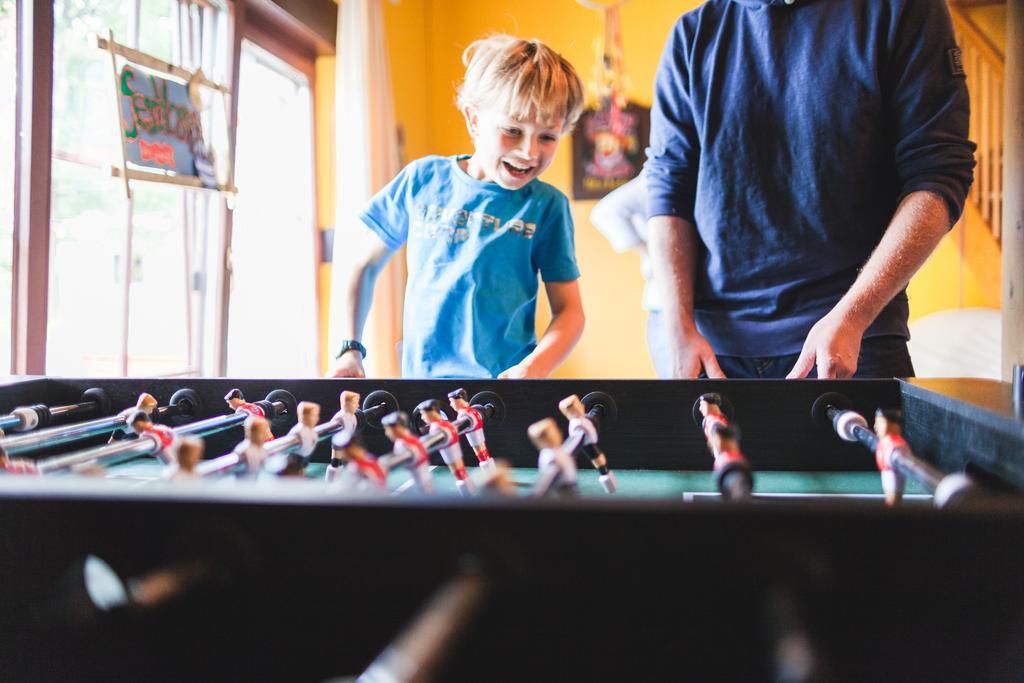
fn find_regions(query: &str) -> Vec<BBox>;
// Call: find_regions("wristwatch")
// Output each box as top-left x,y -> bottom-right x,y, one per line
336,340 -> 367,360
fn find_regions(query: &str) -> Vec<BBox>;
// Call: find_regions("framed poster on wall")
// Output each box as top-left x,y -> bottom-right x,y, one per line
571,101 -> 649,200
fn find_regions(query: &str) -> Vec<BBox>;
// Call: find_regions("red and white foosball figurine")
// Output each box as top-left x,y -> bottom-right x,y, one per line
528,418 -> 579,497
328,430 -> 387,490
873,409 -> 909,506
447,388 -> 494,471
233,415 -> 272,477
415,399 -> 474,497
164,435 -> 203,480
128,409 -> 179,466
382,411 -> 433,494
559,394 -> 617,494
109,392 -> 159,443
287,401 -> 321,461
698,394 -> 730,444
224,388 -> 266,418
331,390 -> 361,435
0,446 -> 39,475
698,394 -> 754,500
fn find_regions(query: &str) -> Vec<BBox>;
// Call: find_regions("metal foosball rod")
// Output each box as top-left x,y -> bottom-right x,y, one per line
693,393 -> 754,500
199,389 -> 391,478
33,390 -> 295,475
0,387 -> 110,435
357,567 -> 490,683
812,393 -> 976,508
375,390 -> 504,487
0,389 -> 200,459
369,391 -> 503,495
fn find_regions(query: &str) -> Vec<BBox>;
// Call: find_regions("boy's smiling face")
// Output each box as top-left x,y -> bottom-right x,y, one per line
463,103 -> 564,190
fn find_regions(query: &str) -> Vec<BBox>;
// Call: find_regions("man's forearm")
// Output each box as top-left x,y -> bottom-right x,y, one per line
648,215 -> 700,342
833,191 -> 951,331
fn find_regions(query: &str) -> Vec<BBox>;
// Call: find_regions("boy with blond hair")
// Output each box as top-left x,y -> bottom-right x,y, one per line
331,35 -> 585,379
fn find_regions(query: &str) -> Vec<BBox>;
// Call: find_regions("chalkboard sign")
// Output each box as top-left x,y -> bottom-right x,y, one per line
118,65 -> 214,186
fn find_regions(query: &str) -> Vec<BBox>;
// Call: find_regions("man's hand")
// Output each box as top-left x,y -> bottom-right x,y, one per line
786,191 -> 951,380
672,328 -> 726,379
327,350 -> 366,378
786,311 -> 866,379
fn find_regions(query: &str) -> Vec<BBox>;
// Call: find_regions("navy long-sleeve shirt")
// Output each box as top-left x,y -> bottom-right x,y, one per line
645,0 -> 975,357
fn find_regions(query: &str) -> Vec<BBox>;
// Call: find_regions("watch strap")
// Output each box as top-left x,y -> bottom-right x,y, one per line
336,340 -> 367,360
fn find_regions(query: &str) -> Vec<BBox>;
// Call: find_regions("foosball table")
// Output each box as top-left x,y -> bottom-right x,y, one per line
1,377 -> 1022,681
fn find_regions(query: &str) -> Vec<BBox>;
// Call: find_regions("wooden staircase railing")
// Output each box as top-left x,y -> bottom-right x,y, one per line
950,2 -> 1005,242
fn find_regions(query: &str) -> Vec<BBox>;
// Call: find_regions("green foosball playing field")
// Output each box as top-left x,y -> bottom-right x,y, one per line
99,457 -> 931,501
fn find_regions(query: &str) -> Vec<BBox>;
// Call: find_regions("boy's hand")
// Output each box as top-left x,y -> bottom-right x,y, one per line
327,351 -> 366,378
498,359 -> 547,379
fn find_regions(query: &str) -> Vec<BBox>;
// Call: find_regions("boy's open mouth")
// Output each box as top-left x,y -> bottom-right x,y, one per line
502,160 -> 533,179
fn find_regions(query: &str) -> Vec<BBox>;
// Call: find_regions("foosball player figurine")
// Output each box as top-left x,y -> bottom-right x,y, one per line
288,401 -> 321,461
266,400 -> 321,477
267,451 -> 309,478
128,409 -> 180,466
108,392 -> 159,443
224,388 -> 266,418
528,418 -> 579,498
698,393 -> 729,443
331,390 -> 361,434
164,436 -> 203,480
233,415 -> 272,477
415,399 -> 474,497
873,409 -> 909,506
697,395 -> 754,500
558,394 -> 617,494
0,446 -> 38,475
707,425 -> 754,500
447,388 -> 495,471
327,430 -> 387,489
475,459 -> 517,497
381,411 -> 433,494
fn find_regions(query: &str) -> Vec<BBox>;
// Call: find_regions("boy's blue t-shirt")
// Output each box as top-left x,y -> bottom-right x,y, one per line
360,155 -> 580,378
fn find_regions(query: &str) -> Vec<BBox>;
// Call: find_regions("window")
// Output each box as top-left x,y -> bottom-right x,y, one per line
226,39 -> 318,377
0,0 -> 16,375
46,0 -> 228,376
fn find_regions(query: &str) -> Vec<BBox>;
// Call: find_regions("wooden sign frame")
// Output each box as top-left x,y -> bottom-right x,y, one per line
98,31 -> 236,198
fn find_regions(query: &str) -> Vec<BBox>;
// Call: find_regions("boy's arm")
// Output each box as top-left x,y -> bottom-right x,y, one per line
498,280 -> 584,379
327,221 -> 393,378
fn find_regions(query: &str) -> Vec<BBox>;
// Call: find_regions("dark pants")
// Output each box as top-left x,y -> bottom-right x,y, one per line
713,335 -> 915,379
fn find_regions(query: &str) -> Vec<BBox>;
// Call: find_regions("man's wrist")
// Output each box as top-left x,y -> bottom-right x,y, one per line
830,298 -> 875,333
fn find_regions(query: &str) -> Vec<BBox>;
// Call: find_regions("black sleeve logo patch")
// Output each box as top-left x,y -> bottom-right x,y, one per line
947,47 -> 966,77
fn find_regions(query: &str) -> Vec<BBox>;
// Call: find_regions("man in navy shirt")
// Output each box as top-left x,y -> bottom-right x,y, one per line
645,0 -> 975,379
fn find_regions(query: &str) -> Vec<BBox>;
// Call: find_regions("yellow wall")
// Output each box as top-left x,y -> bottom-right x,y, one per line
907,202 -> 1002,318
318,0 -> 1002,376
963,4 -> 1007,54
315,55 -> 336,373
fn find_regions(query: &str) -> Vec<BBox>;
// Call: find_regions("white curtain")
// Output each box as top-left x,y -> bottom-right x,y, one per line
328,0 -> 403,376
